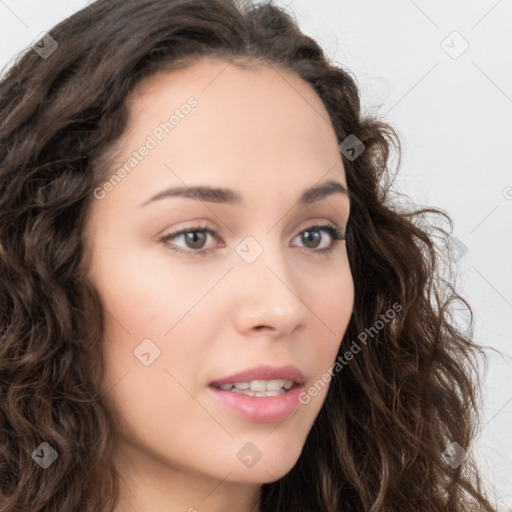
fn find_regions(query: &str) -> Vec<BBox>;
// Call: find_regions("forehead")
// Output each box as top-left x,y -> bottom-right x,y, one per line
101,57 -> 346,206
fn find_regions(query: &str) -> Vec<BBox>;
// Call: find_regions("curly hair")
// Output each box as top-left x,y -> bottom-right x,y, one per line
0,0 -> 497,510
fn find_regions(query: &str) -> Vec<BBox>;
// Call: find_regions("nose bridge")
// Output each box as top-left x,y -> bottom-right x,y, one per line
231,232 -> 308,333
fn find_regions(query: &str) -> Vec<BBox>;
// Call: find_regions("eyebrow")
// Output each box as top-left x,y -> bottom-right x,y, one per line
139,179 -> 349,208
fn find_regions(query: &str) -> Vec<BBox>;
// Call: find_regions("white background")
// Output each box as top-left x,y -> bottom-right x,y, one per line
1,0 -> 511,509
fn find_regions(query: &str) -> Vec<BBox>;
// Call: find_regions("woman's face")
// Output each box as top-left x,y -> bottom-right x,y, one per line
85,57 -> 354,505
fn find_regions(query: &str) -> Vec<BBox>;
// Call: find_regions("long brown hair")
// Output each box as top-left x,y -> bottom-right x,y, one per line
0,0 -> 497,510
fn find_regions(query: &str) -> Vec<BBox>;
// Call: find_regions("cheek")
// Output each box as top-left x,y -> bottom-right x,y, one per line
95,270 -> 209,444
323,267 -> 354,328
300,264 -> 354,400
91,243 -> 219,338
307,259 -> 354,339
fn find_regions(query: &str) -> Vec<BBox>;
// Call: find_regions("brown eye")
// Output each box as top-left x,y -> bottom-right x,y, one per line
159,227 -> 218,255
301,229 -> 322,249
292,224 -> 345,253
183,230 -> 208,249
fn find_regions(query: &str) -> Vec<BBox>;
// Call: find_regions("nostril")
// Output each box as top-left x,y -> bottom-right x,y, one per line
253,325 -> 273,332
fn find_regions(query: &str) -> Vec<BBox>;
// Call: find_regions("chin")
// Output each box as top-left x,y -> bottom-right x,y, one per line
218,440 -> 304,484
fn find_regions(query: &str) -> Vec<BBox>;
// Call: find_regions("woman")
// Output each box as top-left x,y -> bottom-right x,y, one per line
0,0 -> 497,510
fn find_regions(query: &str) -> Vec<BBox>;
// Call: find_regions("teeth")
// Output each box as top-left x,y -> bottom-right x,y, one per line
229,388 -> 286,397
249,380 -> 266,391
216,379 -> 294,395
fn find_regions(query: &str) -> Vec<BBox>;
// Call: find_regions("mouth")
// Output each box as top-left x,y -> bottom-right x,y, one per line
210,378 -> 297,397
207,365 -> 306,422
209,364 -> 305,389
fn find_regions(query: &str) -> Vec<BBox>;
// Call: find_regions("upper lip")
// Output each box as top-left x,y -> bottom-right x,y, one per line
209,364 -> 306,387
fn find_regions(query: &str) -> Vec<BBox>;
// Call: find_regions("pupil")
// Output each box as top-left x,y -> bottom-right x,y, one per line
303,230 -> 320,248
186,231 -> 206,249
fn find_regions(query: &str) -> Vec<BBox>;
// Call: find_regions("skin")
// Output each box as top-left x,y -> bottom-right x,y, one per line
84,56 -> 354,512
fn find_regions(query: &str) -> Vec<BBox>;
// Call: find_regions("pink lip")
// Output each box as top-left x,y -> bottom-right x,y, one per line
208,384 -> 304,423
207,364 -> 306,423
209,364 -> 306,387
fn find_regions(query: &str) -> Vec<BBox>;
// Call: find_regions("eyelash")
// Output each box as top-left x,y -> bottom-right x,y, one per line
158,223 -> 346,257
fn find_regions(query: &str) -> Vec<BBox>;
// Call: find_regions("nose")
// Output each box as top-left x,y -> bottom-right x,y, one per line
230,241 -> 310,338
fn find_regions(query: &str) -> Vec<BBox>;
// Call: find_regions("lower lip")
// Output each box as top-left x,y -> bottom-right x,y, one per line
207,384 -> 304,423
